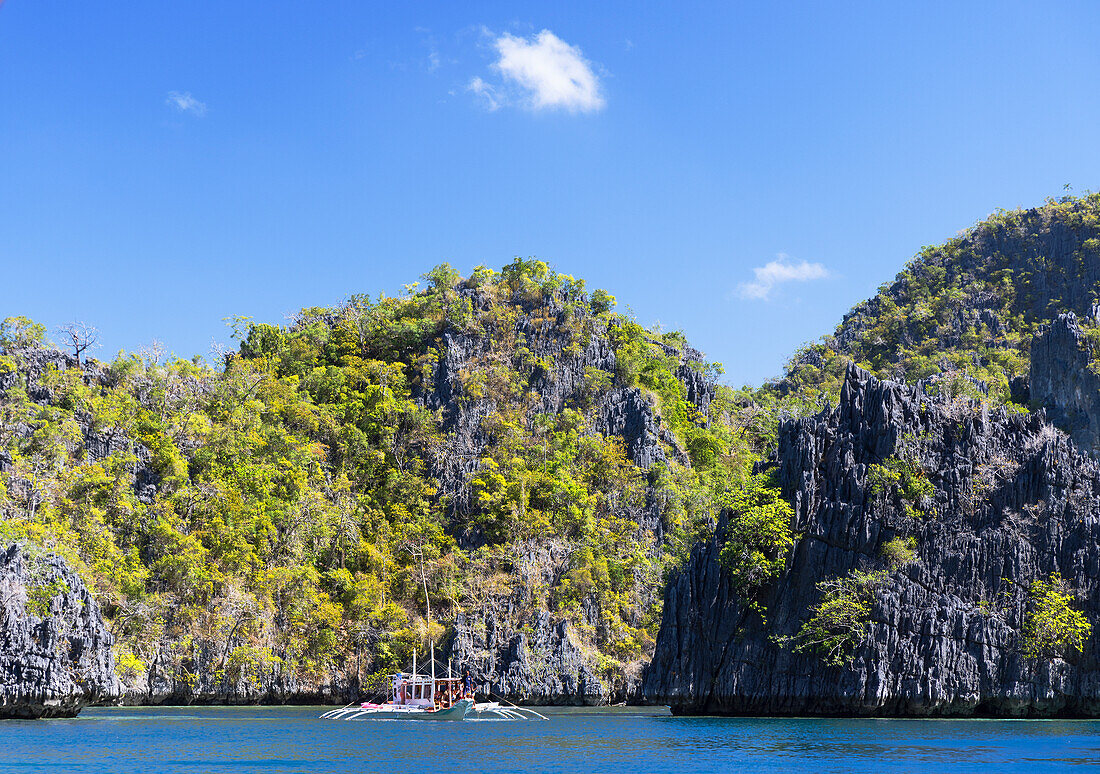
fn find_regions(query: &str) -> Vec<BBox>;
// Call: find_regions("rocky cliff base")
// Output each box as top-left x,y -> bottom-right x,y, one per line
0,544 -> 119,718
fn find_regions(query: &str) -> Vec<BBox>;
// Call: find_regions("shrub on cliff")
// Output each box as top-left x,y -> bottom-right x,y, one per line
1022,573 -> 1092,660
792,569 -> 886,666
868,450 -> 933,520
879,536 -> 918,570
718,474 -> 794,590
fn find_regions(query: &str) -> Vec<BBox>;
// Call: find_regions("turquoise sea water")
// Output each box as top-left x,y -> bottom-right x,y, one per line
2,706 -> 1099,773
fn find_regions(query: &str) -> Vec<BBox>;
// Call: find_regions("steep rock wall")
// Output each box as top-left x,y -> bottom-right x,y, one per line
0,545 -> 120,718
1031,312 -> 1100,457
644,364 -> 1100,716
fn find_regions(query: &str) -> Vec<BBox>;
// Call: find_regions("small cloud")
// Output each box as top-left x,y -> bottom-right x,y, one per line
166,91 -> 206,117
466,76 -> 500,111
737,255 -> 829,300
469,29 -> 604,113
414,27 -> 443,73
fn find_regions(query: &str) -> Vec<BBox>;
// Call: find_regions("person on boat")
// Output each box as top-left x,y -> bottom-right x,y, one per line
463,668 -> 472,699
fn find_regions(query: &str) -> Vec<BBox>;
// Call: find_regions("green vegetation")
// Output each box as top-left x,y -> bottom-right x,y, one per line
718,473 -> 794,592
24,576 -> 70,619
780,193 -> 1100,405
792,570 -> 886,667
791,533 -> 919,666
879,536 -> 918,570
0,260 -> 774,692
1021,573 -> 1091,660
868,452 -> 934,520
866,433 -> 934,521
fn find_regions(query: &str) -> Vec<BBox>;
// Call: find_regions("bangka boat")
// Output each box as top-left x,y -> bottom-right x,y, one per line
321,550 -> 544,722
319,647 -> 546,721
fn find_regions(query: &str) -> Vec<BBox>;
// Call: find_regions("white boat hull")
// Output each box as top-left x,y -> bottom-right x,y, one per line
322,699 -> 473,721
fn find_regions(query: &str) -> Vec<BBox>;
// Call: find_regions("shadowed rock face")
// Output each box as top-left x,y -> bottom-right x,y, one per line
0,545 -> 120,718
643,363 -> 1100,716
1031,312 -> 1100,458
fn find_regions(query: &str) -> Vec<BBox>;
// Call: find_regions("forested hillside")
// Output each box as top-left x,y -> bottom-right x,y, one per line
0,259 -> 777,703
780,193 -> 1100,404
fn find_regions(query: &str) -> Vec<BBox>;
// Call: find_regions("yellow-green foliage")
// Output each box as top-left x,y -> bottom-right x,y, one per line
718,474 -> 794,590
24,576 -> 70,618
0,261 -> 769,687
779,194 -> 1100,406
115,651 -> 147,682
223,645 -> 282,689
792,569 -> 886,667
1021,573 -> 1091,660
879,536 -> 918,570
868,450 -> 934,520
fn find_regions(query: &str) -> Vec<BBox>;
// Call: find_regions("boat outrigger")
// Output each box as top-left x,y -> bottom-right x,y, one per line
319,646 -> 546,721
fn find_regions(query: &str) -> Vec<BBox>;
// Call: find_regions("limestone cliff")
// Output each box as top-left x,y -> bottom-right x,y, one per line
1030,312 -> 1100,458
0,273 -> 720,707
644,364 -> 1100,716
0,544 -> 120,718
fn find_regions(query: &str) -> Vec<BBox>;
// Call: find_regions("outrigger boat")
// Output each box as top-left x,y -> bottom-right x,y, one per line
322,547 -> 544,721
320,646 -> 546,721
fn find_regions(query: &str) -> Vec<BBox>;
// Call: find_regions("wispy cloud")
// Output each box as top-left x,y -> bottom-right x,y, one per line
466,76 -> 501,111
469,29 -> 604,113
738,255 -> 830,300
166,91 -> 206,117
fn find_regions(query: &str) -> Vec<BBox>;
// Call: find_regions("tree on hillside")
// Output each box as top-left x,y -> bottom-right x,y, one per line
56,322 -> 100,363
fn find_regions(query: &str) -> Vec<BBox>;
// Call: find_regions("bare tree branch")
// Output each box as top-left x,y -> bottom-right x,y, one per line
56,322 -> 100,364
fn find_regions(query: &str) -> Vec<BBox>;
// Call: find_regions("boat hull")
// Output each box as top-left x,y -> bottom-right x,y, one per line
335,699 -> 473,721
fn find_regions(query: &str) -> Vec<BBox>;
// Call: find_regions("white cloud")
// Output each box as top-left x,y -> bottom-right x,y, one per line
166,91 -> 206,117
469,29 -> 604,113
466,76 -> 501,111
738,255 -> 829,300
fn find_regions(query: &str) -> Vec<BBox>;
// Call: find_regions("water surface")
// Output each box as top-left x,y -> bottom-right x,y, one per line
2,705 -> 1099,773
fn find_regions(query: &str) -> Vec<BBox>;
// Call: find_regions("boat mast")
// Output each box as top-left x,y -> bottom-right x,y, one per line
430,643 -> 436,702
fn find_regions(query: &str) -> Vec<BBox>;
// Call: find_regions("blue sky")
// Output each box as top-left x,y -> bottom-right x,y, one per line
2,1 -> 1099,385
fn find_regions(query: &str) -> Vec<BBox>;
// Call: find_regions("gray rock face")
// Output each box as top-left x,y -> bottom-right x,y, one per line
449,609 -> 606,705
596,387 -> 670,469
120,641 -> 358,706
643,363 -> 1100,716
442,540 -> 611,704
1030,312 -> 1100,457
0,544 -> 120,718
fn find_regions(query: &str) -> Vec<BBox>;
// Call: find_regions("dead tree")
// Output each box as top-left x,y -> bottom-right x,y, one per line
57,322 -> 100,363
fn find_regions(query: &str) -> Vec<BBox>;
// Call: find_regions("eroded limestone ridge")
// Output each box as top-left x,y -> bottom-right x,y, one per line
0,544 -> 120,718
644,362 -> 1100,716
